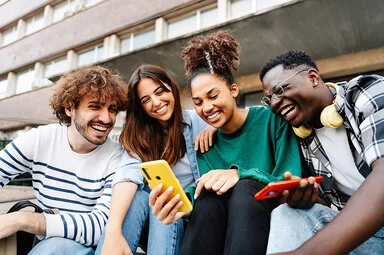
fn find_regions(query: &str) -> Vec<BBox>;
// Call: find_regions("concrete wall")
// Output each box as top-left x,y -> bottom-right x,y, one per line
0,0 -> 52,28
0,0 -> 195,73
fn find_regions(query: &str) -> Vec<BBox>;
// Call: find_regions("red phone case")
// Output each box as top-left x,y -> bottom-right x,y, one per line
254,176 -> 324,200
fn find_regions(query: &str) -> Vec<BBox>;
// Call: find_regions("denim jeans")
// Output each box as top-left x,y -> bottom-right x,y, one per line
267,203 -> 384,254
29,237 -> 94,255
95,189 -> 184,255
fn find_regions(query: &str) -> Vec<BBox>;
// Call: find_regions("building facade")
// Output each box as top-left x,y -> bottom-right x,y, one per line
0,0 -> 383,138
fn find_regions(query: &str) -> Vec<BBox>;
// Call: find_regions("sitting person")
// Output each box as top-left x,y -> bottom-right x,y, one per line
0,66 -> 127,254
149,30 -> 302,255
95,64 -> 212,255
260,50 -> 384,254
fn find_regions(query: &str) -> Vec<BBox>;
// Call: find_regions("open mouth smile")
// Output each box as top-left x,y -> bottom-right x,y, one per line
281,104 -> 295,117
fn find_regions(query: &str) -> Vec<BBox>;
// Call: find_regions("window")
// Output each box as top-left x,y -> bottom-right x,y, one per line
78,45 -> 104,67
2,26 -> 17,46
230,0 -> 254,19
16,69 -> 35,94
256,0 -> 290,10
45,57 -> 68,78
230,0 -> 291,19
168,14 -> 197,39
167,5 -> 218,39
85,0 -> 103,8
241,91 -> 264,108
26,13 -> 44,35
53,0 -> 77,23
120,35 -> 132,54
120,28 -> 156,53
200,6 -> 218,29
0,78 -> 7,99
132,29 -> 155,50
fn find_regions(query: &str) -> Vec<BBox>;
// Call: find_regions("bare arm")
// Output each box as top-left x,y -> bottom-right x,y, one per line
101,181 -> 138,255
277,158 -> 384,255
0,211 -> 45,238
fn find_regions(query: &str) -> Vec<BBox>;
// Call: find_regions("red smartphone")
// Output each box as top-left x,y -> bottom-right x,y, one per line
254,176 -> 324,200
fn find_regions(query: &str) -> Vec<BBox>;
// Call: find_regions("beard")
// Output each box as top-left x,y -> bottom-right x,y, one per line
72,110 -> 111,146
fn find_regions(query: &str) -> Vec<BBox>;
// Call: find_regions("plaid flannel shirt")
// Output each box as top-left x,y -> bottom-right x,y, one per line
299,75 -> 384,209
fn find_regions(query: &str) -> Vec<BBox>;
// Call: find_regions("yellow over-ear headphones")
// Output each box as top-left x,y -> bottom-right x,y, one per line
292,83 -> 344,139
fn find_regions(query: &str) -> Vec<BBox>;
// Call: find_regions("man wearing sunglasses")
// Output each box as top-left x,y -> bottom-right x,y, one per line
260,50 -> 384,255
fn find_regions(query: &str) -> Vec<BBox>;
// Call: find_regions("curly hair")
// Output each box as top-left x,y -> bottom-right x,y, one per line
259,50 -> 318,81
120,64 -> 186,166
181,30 -> 240,86
50,66 -> 128,125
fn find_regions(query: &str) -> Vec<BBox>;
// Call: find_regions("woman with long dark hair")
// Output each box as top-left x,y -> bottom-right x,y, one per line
95,64 -> 211,255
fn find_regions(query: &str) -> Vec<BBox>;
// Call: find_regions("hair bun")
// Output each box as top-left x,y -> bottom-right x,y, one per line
181,30 -> 240,76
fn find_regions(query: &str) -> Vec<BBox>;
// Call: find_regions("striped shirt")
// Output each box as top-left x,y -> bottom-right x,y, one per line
300,75 -> 384,209
0,124 -> 123,246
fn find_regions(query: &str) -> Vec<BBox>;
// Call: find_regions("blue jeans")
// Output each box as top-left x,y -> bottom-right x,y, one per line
95,189 -> 184,255
267,203 -> 384,254
29,237 -> 94,255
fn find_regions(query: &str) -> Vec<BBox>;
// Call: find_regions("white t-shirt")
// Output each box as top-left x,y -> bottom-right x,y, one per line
315,125 -> 365,196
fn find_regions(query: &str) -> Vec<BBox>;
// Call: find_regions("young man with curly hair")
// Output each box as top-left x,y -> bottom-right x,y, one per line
260,50 -> 384,255
0,66 -> 127,254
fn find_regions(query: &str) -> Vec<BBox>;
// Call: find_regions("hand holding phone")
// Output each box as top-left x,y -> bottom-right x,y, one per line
254,176 -> 324,200
140,160 -> 193,213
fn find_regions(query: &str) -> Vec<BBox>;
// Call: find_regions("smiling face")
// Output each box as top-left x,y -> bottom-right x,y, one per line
66,92 -> 117,151
261,64 -> 324,128
137,77 -> 175,128
191,74 -> 240,133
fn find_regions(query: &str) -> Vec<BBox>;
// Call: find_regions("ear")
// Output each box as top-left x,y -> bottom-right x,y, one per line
230,83 -> 239,98
64,104 -> 74,118
307,69 -> 321,85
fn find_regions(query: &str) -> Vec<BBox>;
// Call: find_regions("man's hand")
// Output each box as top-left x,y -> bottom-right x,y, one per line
279,171 -> 319,209
194,169 -> 239,199
0,211 -> 46,239
100,229 -> 133,255
148,184 -> 189,225
194,126 -> 217,153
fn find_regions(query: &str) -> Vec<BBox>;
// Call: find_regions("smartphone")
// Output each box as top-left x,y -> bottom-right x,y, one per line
139,159 -> 193,213
254,176 -> 324,200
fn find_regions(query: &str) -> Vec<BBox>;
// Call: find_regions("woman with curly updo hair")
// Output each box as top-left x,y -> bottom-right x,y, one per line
152,30 -> 301,254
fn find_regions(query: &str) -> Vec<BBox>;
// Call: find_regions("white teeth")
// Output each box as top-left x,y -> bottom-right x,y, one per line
281,105 -> 295,116
93,125 -> 107,131
155,105 -> 167,113
207,112 -> 220,120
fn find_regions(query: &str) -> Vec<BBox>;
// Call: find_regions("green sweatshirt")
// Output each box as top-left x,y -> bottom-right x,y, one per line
186,106 -> 301,204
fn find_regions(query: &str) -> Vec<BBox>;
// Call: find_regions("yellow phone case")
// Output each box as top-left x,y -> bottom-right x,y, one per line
139,159 -> 193,213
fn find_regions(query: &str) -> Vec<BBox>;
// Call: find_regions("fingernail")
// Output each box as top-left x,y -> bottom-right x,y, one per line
194,193 -> 198,199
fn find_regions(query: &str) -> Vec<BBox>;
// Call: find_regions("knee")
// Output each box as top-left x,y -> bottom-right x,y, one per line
271,204 -> 296,221
192,191 -> 223,218
30,237 -> 86,255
